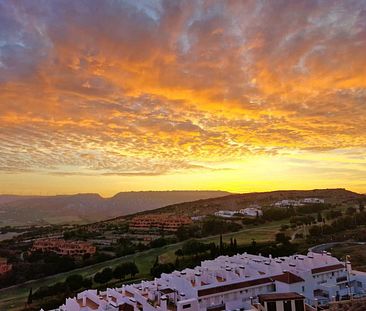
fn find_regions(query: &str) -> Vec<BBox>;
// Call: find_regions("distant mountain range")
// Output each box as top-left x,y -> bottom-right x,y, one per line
1,188 -> 364,227
120,188 -> 366,219
0,191 -> 230,226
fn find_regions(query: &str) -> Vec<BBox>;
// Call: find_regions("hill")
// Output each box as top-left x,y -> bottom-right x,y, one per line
0,191 -> 229,226
119,188 -> 365,218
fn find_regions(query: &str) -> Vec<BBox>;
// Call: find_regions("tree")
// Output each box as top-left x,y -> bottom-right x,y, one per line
113,265 -> 126,280
149,237 -> 167,248
150,263 -> 175,278
275,232 -> 291,244
219,234 -> 223,254
308,225 -> 322,237
346,207 -> 357,215
94,268 -> 113,284
126,262 -> 139,277
280,224 -> 289,231
27,287 -> 33,305
175,249 -> 184,257
182,239 -> 207,256
317,212 -> 322,223
82,278 -> 92,288
65,274 -> 83,291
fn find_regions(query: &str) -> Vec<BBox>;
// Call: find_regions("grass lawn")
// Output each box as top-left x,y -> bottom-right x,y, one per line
330,244 -> 366,272
0,221 -> 285,311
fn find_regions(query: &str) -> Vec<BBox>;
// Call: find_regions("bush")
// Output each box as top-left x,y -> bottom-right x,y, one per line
65,274 -> 83,291
150,263 -> 175,278
94,268 -> 113,284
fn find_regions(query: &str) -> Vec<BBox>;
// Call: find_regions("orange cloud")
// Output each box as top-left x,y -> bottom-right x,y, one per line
0,0 -> 366,194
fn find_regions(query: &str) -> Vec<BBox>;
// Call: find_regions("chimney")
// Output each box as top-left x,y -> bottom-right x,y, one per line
82,295 -> 86,307
160,295 -> 168,311
225,267 -> 232,281
195,271 -> 202,286
122,285 -> 126,295
239,266 -> 245,277
148,290 -> 155,301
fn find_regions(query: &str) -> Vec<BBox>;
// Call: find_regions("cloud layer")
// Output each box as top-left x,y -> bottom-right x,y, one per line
0,0 -> 365,193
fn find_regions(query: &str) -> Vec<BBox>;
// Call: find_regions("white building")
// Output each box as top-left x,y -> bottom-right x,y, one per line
50,251 -> 366,311
214,211 -> 238,218
273,198 -> 325,208
273,200 -> 303,208
240,208 -> 263,217
300,198 -> 325,204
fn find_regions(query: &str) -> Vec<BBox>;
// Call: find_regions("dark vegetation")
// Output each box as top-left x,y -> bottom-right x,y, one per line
1,191 -> 365,310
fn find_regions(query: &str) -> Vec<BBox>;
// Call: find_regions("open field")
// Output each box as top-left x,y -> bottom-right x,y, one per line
330,244 -> 366,272
0,221 -> 284,311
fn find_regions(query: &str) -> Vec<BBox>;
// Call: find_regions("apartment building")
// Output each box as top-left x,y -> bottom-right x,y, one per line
50,251 -> 366,311
214,211 -> 238,218
301,198 -> 325,204
240,208 -> 263,217
274,198 -> 325,208
31,238 -> 96,257
129,214 -> 192,232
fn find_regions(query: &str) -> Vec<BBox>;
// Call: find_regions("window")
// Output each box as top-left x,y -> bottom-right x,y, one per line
267,301 -> 277,311
294,300 -> 304,311
283,300 -> 292,311
182,304 -> 191,309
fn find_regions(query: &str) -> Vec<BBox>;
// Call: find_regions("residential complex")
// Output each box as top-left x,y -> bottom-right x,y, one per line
214,210 -> 238,218
129,214 -> 192,232
214,206 -> 262,218
274,198 -> 325,208
50,251 -> 366,311
31,238 -> 96,257
240,208 -> 263,217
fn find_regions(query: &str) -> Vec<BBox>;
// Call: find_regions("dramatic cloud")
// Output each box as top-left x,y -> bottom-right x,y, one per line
0,0 -> 365,194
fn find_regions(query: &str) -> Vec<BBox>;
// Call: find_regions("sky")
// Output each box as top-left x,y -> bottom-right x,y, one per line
0,0 -> 366,196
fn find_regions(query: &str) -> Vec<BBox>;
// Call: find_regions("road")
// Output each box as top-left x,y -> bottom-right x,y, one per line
309,241 -> 366,253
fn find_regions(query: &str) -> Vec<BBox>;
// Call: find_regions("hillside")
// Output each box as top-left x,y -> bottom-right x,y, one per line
0,191 -> 230,226
119,188 -> 365,218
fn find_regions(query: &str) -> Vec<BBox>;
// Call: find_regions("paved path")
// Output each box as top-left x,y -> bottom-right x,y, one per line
309,241 -> 366,253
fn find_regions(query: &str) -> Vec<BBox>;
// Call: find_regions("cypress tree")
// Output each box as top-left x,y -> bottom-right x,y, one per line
219,234 -> 223,254
27,287 -> 33,305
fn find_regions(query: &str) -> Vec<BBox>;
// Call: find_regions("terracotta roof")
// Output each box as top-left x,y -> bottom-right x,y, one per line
272,271 -> 305,284
259,292 -> 304,303
160,288 -> 175,294
119,303 -> 134,311
311,263 -> 344,274
197,276 -> 273,297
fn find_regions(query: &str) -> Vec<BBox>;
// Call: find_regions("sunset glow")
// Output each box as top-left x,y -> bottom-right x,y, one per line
1,0 -> 366,195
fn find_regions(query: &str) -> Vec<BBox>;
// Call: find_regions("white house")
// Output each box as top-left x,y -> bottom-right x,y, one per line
240,208 -> 263,217
300,198 -> 325,204
214,211 -> 238,218
274,200 -> 303,208
50,251 -> 366,311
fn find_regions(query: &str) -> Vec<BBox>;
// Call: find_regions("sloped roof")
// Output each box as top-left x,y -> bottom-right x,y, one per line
272,271 -> 305,284
311,263 -> 344,274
